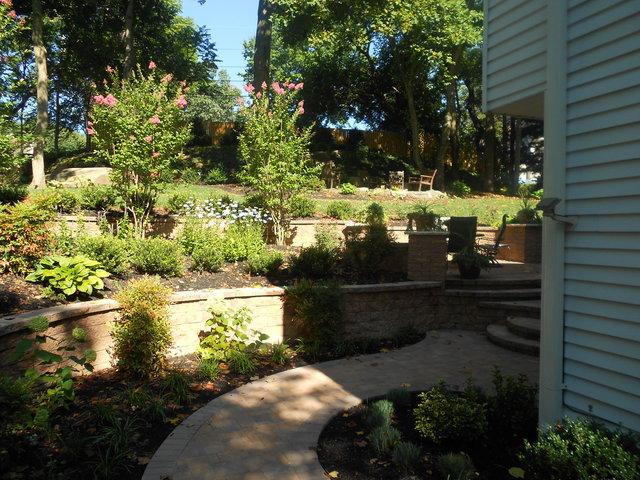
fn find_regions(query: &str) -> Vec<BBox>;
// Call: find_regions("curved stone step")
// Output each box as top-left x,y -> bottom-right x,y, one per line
507,316 -> 540,340
478,299 -> 541,319
445,288 -> 541,300
487,324 -> 539,356
445,277 -> 541,290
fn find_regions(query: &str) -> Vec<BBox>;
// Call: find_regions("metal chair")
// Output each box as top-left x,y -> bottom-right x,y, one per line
446,216 -> 478,253
478,214 -> 509,265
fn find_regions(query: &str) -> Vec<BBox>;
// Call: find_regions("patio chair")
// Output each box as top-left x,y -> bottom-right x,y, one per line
408,169 -> 437,191
478,214 -> 509,266
446,216 -> 478,253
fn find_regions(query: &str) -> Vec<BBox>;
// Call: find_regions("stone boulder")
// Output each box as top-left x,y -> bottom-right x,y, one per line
49,167 -> 113,186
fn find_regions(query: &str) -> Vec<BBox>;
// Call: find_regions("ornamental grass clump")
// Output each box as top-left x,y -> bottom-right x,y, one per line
112,277 -> 173,378
238,81 -> 320,246
369,425 -> 402,456
392,441 -> 422,474
367,399 -> 394,429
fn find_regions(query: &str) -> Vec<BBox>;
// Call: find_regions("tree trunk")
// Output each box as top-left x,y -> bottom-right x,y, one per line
509,117 -> 516,193
54,83 -> 60,156
31,0 -> 48,189
483,114 -> 496,192
434,80 -> 457,190
253,0 -> 272,88
450,87 -> 461,179
402,76 -> 423,171
123,0 -> 135,79
513,118 -> 522,192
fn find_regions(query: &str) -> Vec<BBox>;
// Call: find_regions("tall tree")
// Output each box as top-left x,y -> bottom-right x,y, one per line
30,0 -> 47,187
123,0 -> 135,78
253,0 -> 273,87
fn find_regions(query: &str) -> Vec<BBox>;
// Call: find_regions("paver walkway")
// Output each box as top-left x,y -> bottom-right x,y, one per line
143,330 -> 539,480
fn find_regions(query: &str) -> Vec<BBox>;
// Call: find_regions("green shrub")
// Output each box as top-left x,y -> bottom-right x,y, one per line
78,185 -> 118,211
289,243 -> 338,280
414,382 -> 487,446
178,218 -> 211,255
0,184 -> 28,205
450,180 -> 472,197
519,418 -> 640,480
26,255 -> 111,298
77,235 -> 131,276
0,200 -> 55,274
198,357 -> 220,381
367,399 -> 394,429
112,277 -> 173,378
227,350 -> 256,375
222,221 -> 265,262
369,425 -> 401,456
285,279 -> 343,349
179,167 -> 201,184
270,342 -> 292,365
326,200 -> 356,220
203,166 -> 227,185
131,237 -> 184,276
436,452 -> 476,480
386,388 -> 412,409
167,192 -> 194,214
191,236 -> 225,273
247,249 -> 283,275
340,182 -> 357,195
392,441 -> 421,474
289,195 -> 317,218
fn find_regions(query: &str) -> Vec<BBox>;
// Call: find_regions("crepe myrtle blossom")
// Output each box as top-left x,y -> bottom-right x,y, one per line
152,152 -> 160,158
161,73 -> 173,83
272,82 -> 286,95
243,83 -> 255,94
7,9 -> 16,19
149,115 -> 161,125
256,92 -> 262,99
295,82 -> 304,90
261,81 -> 267,90
176,95 -> 187,109
87,127 -> 96,135
148,61 -> 157,70
1,0 -> 13,7
106,65 -> 114,73
93,94 -> 118,107
144,135 -> 153,143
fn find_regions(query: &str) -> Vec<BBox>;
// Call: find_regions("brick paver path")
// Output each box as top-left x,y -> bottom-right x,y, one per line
143,330 -> 539,480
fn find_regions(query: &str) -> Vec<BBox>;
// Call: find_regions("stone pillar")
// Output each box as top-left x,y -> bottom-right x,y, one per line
406,232 -> 449,283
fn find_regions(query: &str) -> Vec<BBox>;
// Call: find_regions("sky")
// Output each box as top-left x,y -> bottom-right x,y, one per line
180,0 -> 259,89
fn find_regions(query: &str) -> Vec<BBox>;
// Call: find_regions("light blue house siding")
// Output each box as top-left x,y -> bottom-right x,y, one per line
483,0 -> 640,432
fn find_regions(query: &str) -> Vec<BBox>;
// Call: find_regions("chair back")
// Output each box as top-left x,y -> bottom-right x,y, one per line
447,216 -> 478,253
424,169 -> 437,181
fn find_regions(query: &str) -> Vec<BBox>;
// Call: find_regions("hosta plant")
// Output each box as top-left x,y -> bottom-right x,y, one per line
26,255 -> 111,297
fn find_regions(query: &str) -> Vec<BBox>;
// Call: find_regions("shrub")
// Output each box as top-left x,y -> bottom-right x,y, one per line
77,235 -> 131,276
78,185 -> 118,211
131,237 -> 184,276
270,342 -> 292,365
285,279 -> 343,349
179,167 -> 201,184
167,192 -> 193,214
386,388 -> 412,409
227,350 -> 256,375
178,217 -> 212,255
392,441 -> 421,474
0,200 -> 55,274
112,277 -> 173,378
247,249 -> 283,275
199,301 -> 269,361
34,186 -> 81,213
326,200 -> 355,220
238,81 -> 320,245
26,255 -> 111,298
450,180 -> 472,197
519,418 -> 640,480
203,166 -> 227,185
340,182 -> 358,195
436,452 -> 476,480
90,64 -> 191,234
0,184 -> 28,205
289,243 -> 338,280
369,425 -> 401,456
222,221 -> 265,262
367,399 -> 394,429
414,383 -> 487,447
191,236 -> 225,273
198,358 -> 220,381
289,195 -> 317,218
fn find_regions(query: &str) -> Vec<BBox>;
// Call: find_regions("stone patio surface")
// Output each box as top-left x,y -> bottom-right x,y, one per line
143,330 -> 539,480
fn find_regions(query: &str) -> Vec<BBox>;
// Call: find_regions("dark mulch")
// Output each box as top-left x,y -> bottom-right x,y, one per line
0,274 -> 63,316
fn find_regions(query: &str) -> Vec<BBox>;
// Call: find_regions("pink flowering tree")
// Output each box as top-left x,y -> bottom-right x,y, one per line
89,64 -> 190,236
238,81 -> 319,245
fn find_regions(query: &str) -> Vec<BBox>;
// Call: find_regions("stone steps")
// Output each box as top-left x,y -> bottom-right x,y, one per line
445,277 -> 541,290
507,316 -> 540,340
479,299 -> 541,319
445,288 -> 541,301
486,324 -> 540,356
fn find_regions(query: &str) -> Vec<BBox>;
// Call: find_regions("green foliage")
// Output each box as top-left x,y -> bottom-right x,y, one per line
199,301 -> 269,361
285,279 -> 343,349
167,192 -> 193,214
222,221 -> 266,262
191,236 -> 225,273
0,184 -> 28,205
0,200 -> 55,274
33,185 -> 81,213
289,195 -> 317,218
519,418 -> 640,480
392,441 -> 422,474
77,235 -> 132,276
369,425 -> 402,456
414,382 -> 487,447
450,180 -> 472,197
90,414 -> 138,479
452,246 -> 492,270
326,200 -> 356,220
162,370 -> 192,405
131,237 -> 184,277
340,182 -> 358,195
198,358 -> 220,381
367,399 -> 394,429
90,66 -> 191,235
289,241 -> 339,280
437,452 -> 476,480
121,386 -> 166,421
178,217 -> 212,255
247,249 -> 284,275
26,255 -> 111,298
270,342 -> 292,365
238,82 -> 320,245
78,184 -> 118,211
179,167 -> 201,184
512,184 -> 541,224
203,166 -> 228,185
112,277 -> 173,378
227,350 -> 257,375
386,388 -> 412,409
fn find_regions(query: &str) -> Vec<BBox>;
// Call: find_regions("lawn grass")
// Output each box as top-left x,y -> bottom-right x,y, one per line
158,184 -> 522,227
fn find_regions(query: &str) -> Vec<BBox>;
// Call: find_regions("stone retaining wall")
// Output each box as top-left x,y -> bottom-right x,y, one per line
496,224 -> 542,263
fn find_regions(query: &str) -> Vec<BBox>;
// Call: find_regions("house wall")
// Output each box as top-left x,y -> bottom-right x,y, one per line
561,0 -> 640,432
483,0 -> 547,116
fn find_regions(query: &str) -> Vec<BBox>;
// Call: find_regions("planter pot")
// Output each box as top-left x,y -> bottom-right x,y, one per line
497,224 -> 542,263
456,262 -> 482,279
407,213 -> 439,231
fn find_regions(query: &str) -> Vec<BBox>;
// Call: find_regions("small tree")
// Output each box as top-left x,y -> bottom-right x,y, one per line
238,81 -> 319,245
90,63 -> 191,236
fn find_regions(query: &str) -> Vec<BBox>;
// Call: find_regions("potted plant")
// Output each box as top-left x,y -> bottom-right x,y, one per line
512,185 -> 542,224
453,246 -> 491,279
407,204 -> 442,231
